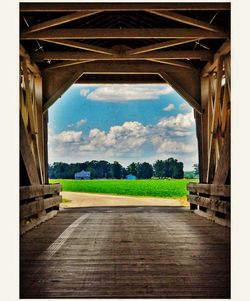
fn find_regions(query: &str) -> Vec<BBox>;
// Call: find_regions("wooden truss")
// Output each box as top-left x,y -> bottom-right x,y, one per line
19,2 -> 231,229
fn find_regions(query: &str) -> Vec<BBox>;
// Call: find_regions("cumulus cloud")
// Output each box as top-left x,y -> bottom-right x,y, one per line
48,112 -> 197,169
179,103 -> 191,111
163,103 -> 175,112
80,88 -> 90,97
84,84 -> 173,102
158,112 -> 195,130
68,119 -> 87,128
55,131 -> 83,143
76,119 -> 87,127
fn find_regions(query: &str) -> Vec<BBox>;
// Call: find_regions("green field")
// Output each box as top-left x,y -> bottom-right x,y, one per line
50,178 -> 198,199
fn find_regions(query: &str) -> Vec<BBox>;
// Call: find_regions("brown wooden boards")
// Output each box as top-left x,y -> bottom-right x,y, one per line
20,3 -> 231,12
21,28 -> 229,40
20,206 -> 230,298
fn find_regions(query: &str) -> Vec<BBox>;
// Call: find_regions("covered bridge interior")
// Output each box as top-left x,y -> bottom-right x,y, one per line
20,2 -> 231,298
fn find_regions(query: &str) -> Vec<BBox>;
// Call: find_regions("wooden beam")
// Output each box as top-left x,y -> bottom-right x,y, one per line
45,60 -> 95,70
22,11 -> 99,34
188,195 -> 230,214
206,57 -> 224,182
41,39 -> 116,55
202,40 -> 230,76
146,10 -> 224,33
159,71 -> 202,114
20,45 -> 41,75
21,28 -> 229,40
147,59 -> 196,70
43,69 -> 84,112
200,76 -> 210,182
213,119 -> 230,185
20,114 -> 40,185
20,3 -> 231,12
20,183 -> 61,201
43,61 -> 197,74
127,39 -> 199,55
187,183 -> 230,197
32,50 -> 213,61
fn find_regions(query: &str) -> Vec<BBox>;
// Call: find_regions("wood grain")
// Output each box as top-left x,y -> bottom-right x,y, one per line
20,207 -> 230,298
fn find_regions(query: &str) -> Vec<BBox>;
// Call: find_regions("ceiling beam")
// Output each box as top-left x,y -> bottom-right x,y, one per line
20,3 -> 231,12
146,10 -> 224,33
127,38 -> 199,55
44,60 -> 96,70
22,11 -> 100,34
147,59 -> 196,70
43,61 -> 198,74
41,39 -> 116,55
32,50 -> 213,61
159,71 -> 202,114
21,28 -> 229,40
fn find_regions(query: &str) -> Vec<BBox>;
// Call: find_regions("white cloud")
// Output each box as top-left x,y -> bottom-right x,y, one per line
163,103 -> 175,112
179,103 -> 191,111
158,112 -> 195,130
55,131 -> 83,143
48,112 -> 197,170
85,84 -> 173,102
80,88 -> 90,97
67,119 -> 87,128
76,119 -> 87,127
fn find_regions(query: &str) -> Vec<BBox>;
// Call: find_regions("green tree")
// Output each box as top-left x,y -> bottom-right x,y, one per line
153,160 -> 165,178
127,162 -> 138,177
137,162 -> 153,179
111,161 -> 123,179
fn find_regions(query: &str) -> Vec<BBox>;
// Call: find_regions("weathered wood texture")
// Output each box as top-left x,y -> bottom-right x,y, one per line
20,206 -> 230,298
198,42 -> 231,185
20,184 -> 62,234
187,183 -> 230,227
20,51 -> 46,185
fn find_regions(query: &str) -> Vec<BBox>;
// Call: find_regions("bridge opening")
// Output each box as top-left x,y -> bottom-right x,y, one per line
47,83 -> 199,208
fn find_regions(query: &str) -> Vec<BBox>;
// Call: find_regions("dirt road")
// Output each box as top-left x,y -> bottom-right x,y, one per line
61,191 -> 188,208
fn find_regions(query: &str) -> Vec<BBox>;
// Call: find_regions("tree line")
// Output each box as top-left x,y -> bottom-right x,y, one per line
49,158 -> 184,180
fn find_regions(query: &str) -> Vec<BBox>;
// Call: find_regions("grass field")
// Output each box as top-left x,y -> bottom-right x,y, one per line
50,178 -> 198,199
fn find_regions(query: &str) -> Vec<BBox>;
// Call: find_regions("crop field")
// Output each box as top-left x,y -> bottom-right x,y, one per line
49,178 -> 198,199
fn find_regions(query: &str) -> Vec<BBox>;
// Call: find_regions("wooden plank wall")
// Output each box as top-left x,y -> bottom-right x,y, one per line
198,41 -> 231,185
20,46 -> 47,185
20,183 -> 62,234
189,41 -> 231,226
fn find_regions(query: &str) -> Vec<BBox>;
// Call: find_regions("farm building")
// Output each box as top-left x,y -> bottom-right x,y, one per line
126,174 -> 137,180
74,170 -> 91,180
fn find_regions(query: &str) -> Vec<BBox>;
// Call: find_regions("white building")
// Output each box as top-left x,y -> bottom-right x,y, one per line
74,170 -> 91,180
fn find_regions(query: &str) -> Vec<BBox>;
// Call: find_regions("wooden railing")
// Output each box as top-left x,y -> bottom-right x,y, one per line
187,183 -> 230,227
20,183 -> 62,234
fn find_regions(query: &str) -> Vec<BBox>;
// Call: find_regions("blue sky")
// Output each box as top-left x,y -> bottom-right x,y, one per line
48,84 -> 198,170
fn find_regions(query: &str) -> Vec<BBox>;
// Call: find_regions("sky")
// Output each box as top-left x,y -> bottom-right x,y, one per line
48,83 -> 198,170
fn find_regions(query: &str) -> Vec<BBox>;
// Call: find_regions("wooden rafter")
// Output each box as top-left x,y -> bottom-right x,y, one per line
43,69 -> 85,112
146,10 -> 224,33
41,39 -> 116,55
32,50 -> 213,61
127,39 -> 199,55
22,11 -> 100,34
20,114 -> 40,185
21,28 -> 229,40
147,59 -> 196,70
20,3 -> 231,12
43,62 -> 178,74
159,71 -> 202,114
45,60 -> 95,70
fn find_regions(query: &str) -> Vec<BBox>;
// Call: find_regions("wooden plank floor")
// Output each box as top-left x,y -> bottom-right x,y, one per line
20,206 -> 230,298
